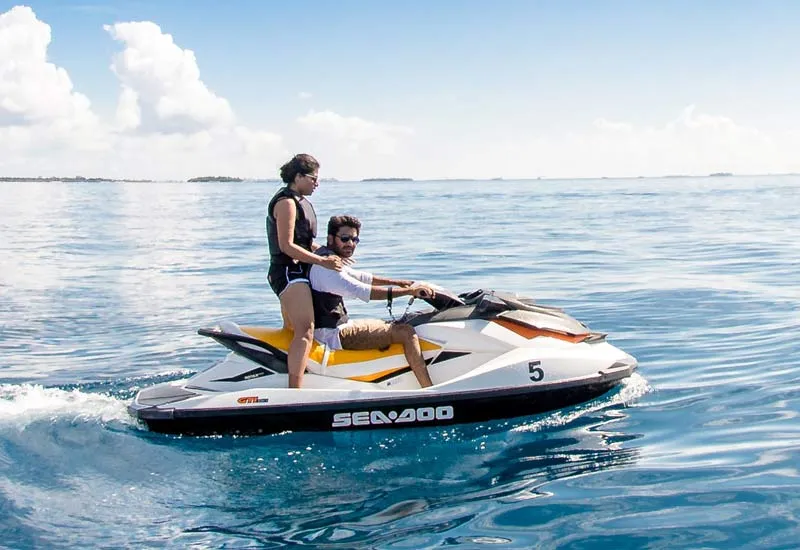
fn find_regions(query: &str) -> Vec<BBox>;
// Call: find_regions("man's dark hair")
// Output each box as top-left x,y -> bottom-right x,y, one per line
327,215 -> 361,236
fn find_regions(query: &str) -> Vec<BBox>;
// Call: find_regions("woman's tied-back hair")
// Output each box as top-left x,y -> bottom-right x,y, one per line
327,215 -> 362,236
280,153 -> 320,184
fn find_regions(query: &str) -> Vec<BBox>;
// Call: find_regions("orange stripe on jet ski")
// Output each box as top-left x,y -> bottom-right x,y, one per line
240,326 -> 441,366
347,366 -> 410,383
493,319 -> 590,343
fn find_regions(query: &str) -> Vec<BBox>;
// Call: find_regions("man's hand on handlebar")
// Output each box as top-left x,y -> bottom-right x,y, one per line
410,284 -> 436,299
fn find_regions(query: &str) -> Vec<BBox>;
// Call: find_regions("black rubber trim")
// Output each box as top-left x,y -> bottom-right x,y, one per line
430,351 -> 471,365
371,367 -> 412,384
132,362 -> 636,435
198,328 -> 288,373
371,351 -> 472,383
211,366 -> 273,383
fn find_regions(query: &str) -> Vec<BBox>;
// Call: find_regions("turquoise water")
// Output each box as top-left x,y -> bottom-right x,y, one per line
1,176 -> 798,548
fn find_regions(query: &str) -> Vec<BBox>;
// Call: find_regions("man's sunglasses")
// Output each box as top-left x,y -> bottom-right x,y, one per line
337,235 -> 360,243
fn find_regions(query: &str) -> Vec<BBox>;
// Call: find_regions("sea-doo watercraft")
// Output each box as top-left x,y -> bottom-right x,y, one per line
129,287 -> 637,435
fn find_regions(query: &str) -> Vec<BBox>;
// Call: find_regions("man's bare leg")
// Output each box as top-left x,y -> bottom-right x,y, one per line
391,324 -> 433,388
339,320 -> 434,388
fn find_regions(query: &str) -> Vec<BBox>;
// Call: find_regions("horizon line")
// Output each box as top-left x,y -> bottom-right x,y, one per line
3,172 -> 800,183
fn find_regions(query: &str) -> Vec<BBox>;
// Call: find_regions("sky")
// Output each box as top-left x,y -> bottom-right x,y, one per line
1,0 -> 800,180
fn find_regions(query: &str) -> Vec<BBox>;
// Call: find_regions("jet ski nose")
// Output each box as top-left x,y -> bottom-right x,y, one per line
599,353 -> 638,379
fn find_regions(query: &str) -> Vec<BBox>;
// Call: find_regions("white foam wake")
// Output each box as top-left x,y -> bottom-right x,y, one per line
510,373 -> 652,433
0,383 -> 134,430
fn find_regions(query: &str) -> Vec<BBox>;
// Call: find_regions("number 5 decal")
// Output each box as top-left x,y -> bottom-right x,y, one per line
528,361 -> 544,382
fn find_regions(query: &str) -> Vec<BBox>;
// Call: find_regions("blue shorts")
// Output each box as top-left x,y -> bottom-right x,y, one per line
268,262 -> 310,297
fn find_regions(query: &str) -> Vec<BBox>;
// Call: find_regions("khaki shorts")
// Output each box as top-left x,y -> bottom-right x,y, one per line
338,319 -> 394,350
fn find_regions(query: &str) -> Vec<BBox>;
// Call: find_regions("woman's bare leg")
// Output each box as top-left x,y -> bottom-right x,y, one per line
280,304 -> 292,330
279,283 -> 314,388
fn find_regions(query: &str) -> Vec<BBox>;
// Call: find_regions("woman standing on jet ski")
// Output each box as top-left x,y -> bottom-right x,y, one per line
267,154 -> 343,388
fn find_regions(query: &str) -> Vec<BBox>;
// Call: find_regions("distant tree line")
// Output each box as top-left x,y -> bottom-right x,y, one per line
187,176 -> 244,182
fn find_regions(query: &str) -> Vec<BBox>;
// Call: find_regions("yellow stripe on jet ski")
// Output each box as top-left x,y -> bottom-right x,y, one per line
240,326 -> 441,366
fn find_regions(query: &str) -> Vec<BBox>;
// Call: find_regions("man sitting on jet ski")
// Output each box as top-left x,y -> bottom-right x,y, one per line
309,215 -> 436,388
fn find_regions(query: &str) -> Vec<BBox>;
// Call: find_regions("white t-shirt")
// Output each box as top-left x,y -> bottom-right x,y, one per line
309,263 -> 373,349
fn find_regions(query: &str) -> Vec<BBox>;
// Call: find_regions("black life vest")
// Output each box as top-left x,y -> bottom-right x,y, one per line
311,246 -> 349,329
266,186 -> 317,265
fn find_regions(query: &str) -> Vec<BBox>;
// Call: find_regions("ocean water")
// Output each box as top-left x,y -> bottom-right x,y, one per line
1,175 -> 798,549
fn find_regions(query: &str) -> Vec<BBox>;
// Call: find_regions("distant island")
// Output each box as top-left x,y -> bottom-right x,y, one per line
361,177 -> 413,182
187,176 -> 244,182
709,172 -> 733,177
0,176 -> 153,182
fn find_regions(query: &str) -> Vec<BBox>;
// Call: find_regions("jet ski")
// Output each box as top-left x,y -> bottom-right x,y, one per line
128,287 -> 637,435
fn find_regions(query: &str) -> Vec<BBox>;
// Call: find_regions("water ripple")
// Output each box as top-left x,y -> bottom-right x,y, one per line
1,176 -> 799,547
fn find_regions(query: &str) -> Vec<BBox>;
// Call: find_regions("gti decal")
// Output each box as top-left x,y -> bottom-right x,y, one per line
237,396 -> 269,404
332,406 -> 454,428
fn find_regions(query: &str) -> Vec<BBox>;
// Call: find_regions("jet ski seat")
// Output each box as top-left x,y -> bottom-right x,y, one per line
238,325 -> 441,368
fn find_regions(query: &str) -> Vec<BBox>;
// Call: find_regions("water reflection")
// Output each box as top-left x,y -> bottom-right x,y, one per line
152,389 -> 644,548
4,176 -> 799,547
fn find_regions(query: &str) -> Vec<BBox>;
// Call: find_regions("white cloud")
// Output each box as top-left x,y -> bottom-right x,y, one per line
446,105 -> 798,180
2,5 -> 798,181
104,128 -> 284,180
593,118 -> 633,133
114,86 -> 140,131
99,19 -> 285,178
291,110 -> 417,180
0,6 -> 285,179
579,105 -> 784,177
0,5 -> 104,150
104,21 -> 234,132
234,126 -> 283,157
297,109 -> 414,156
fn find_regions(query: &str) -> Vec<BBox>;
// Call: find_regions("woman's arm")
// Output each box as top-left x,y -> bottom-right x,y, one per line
274,199 -> 341,269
